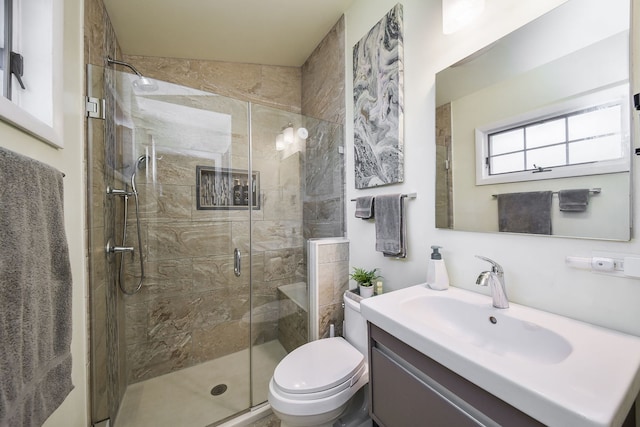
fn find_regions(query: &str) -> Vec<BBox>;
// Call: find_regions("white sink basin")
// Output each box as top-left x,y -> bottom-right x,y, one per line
401,295 -> 572,364
360,284 -> 640,427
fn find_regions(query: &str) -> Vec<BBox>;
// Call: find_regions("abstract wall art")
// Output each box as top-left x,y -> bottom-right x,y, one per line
353,3 -> 404,189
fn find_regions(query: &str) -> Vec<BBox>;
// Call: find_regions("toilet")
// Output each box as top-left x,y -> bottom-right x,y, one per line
268,292 -> 371,427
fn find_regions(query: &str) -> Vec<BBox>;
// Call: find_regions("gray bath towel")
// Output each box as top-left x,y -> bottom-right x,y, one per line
558,189 -> 590,212
374,194 -> 406,258
0,147 -> 74,427
497,191 -> 553,235
355,196 -> 375,219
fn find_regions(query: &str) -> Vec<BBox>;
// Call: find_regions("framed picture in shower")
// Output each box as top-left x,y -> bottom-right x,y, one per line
352,3 -> 404,189
196,166 -> 260,210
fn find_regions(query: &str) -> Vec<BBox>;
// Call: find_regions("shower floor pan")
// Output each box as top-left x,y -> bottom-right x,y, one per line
116,340 -> 286,427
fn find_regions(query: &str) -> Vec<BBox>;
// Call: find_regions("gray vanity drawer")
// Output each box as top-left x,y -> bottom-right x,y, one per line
368,323 -> 544,427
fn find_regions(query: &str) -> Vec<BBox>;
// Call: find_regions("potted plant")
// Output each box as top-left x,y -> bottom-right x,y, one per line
349,267 -> 381,298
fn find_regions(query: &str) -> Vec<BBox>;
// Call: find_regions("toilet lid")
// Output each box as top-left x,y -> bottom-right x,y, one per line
273,337 -> 364,394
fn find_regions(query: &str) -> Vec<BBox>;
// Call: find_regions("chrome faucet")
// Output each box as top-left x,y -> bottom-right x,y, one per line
475,256 -> 509,309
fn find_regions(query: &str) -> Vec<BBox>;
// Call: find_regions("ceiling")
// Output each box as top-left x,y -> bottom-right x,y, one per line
102,0 -> 355,67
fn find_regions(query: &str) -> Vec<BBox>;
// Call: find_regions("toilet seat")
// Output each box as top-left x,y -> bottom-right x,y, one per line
272,337 -> 365,395
268,337 -> 369,418
272,363 -> 367,401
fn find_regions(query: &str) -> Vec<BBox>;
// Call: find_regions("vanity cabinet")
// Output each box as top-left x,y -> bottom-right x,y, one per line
368,323 -> 545,427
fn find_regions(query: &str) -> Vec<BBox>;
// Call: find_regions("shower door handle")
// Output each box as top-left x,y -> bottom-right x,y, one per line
234,248 -> 241,277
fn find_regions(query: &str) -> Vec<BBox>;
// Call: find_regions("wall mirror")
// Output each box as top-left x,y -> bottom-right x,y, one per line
435,0 -> 632,240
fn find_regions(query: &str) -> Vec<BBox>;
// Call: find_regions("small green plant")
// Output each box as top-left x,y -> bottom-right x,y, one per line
349,267 -> 381,287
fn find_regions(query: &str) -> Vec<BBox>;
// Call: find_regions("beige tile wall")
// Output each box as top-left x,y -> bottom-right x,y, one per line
277,291 -> 308,353
301,17 -> 347,340
122,55 -> 302,115
302,17 -> 346,241
316,241 -> 350,339
85,0 -> 127,423
436,103 -> 452,229
302,16 -> 346,125
120,122 -> 304,382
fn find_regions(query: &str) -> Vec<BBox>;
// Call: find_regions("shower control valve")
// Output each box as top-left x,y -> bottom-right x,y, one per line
106,186 -> 132,197
106,238 -> 134,256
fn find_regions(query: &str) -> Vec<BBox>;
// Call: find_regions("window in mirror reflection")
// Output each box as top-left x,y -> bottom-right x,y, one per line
484,101 -> 623,179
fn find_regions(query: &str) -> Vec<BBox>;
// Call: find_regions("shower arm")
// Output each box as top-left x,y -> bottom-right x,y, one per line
106,56 -> 143,77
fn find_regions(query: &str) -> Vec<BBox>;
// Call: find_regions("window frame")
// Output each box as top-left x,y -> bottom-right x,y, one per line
0,0 -> 64,148
475,84 -> 631,185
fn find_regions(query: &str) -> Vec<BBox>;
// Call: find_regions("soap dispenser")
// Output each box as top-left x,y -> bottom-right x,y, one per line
427,245 -> 449,290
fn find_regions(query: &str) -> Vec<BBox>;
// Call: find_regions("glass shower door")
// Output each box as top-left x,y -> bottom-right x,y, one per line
117,72 -> 255,426
249,103 -> 345,406
102,68 -> 255,426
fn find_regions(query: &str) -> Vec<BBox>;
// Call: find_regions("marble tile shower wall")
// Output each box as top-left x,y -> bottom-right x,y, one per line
122,55 -> 302,115
304,122 -> 345,239
301,18 -> 347,342
317,241 -> 350,339
85,0 -> 127,422
435,103 -> 452,229
122,148 -> 303,383
277,290 -> 308,353
301,17 -> 346,241
277,240 -> 349,350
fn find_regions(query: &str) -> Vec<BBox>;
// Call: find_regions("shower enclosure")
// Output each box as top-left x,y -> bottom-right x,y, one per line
86,64 -> 345,426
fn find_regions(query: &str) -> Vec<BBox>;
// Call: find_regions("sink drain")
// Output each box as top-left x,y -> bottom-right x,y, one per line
211,384 -> 228,396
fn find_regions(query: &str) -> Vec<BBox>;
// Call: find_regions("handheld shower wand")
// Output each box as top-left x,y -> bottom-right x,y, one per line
116,155 -> 150,295
130,154 -> 149,194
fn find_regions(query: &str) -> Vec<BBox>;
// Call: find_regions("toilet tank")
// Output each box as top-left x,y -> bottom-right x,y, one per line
343,293 -> 368,360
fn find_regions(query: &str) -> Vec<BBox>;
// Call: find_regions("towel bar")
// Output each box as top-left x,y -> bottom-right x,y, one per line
491,188 -> 601,199
350,192 -> 417,202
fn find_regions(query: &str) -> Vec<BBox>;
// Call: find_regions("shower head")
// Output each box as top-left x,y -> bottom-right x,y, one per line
135,155 -> 150,171
106,56 -> 158,92
132,76 -> 159,92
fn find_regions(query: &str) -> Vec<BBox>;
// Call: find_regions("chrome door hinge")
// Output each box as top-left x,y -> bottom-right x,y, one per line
85,96 -> 105,119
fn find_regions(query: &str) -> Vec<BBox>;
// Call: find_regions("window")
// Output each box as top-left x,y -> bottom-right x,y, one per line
475,85 -> 630,185
0,0 -> 63,148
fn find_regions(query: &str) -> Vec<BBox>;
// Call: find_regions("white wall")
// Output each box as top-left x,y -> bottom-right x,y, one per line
0,0 -> 88,425
345,0 -> 640,336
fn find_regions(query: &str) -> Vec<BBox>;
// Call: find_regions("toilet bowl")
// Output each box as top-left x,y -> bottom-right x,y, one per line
268,293 -> 370,427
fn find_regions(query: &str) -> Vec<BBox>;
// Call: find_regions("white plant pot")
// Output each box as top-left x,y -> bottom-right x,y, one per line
359,284 -> 374,298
